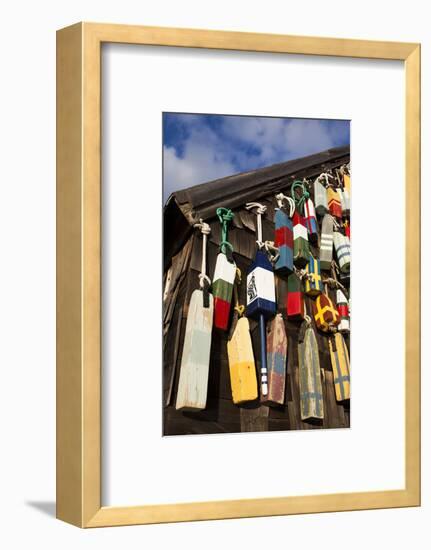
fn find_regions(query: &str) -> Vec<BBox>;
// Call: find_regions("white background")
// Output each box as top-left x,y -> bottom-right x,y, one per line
103,45 -> 405,505
0,1 -> 428,549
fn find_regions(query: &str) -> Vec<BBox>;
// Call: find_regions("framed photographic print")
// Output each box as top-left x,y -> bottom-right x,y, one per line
56,23 -> 421,527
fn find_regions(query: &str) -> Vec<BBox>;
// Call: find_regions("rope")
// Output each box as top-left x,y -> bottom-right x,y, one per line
264,240 -> 280,263
294,266 -> 309,281
322,276 -> 349,297
193,219 -> 211,289
291,180 -> 310,214
275,193 -> 295,217
329,214 -> 341,231
233,267 -> 244,317
216,207 -> 234,258
317,172 -> 334,188
245,202 -> 266,248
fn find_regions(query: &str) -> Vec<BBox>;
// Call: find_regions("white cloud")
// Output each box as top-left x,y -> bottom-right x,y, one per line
163,123 -> 236,199
163,115 -> 349,201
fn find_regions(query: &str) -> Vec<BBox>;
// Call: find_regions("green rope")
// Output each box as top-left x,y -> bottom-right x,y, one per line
216,207 -> 234,256
291,180 -> 310,214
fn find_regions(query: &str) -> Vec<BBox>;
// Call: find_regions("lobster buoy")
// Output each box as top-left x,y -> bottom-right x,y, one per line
227,299 -> 258,405
340,187 -> 350,216
262,313 -> 288,406
212,208 -> 236,330
343,172 -> 351,195
312,290 -> 340,333
246,249 -> 276,320
319,214 -> 334,271
298,319 -> 324,420
304,197 -> 319,243
292,211 -> 310,268
336,289 -> 350,333
245,203 -> 276,398
305,256 -> 323,297
274,193 -> 294,276
329,333 -> 350,401
343,219 -> 351,239
327,187 -> 342,219
176,221 -> 213,411
286,272 -> 304,321
333,231 -> 351,273
313,175 -> 328,216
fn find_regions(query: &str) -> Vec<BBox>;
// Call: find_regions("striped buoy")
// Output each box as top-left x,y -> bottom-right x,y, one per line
320,214 -> 334,270
292,211 -> 310,268
245,203 -> 276,398
274,193 -> 294,276
304,198 -> 319,243
305,256 -> 323,296
176,221 -> 213,411
329,333 -> 350,401
335,168 -> 350,216
291,180 -> 311,266
246,249 -> 276,320
313,175 -> 328,215
298,320 -> 324,420
212,253 -> 236,330
286,272 -> 304,321
262,313 -> 287,406
333,231 -> 351,273
336,289 -> 350,333
212,208 -> 236,330
312,292 -> 340,333
327,187 -> 342,219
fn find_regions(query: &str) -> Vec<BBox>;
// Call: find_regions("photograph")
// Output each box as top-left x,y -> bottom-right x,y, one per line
163,112 -> 351,435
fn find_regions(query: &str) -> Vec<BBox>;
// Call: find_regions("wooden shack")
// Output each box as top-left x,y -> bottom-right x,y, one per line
163,145 -> 350,435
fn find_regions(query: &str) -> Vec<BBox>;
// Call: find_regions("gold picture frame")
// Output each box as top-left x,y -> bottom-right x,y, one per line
56,22 -> 421,527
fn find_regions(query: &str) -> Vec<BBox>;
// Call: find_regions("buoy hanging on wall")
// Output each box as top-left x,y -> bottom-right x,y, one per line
286,272 -> 304,321
343,219 -> 351,239
245,203 -> 276,398
227,270 -> 258,405
274,193 -> 294,276
298,316 -> 324,421
305,256 -> 323,297
312,287 -> 340,333
304,196 -> 319,243
176,220 -> 213,411
291,180 -> 312,262
212,207 -> 236,331
262,313 -> 288,406
320,214 -> 334,271
327,187 -> 342,219
292,211 -> 310,268
333,231 -> 351,273
336,289 -> 350,333
313,174 -> 329,216
329,333 -> 350,401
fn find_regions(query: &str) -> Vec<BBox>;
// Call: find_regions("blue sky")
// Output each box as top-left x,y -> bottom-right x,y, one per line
163,113 -> 350,202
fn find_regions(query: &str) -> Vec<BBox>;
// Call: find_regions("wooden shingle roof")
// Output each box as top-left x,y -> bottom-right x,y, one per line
167,145 -> 350,224
164,145 -> 350,267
